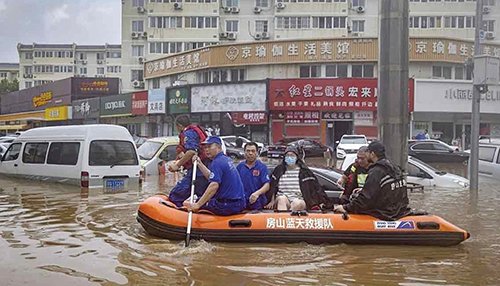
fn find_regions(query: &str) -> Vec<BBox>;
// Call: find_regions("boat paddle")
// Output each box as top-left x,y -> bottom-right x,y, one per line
185,158 -> 198,247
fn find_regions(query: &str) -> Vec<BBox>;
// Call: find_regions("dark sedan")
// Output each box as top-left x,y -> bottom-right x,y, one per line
267,138 -> 333,159
408,139 -> 469,164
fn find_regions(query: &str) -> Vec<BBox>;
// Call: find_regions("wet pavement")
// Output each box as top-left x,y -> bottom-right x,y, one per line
0,166 -> 499,285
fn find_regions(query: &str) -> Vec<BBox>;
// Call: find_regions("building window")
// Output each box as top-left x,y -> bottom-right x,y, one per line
152,78 -> 160,89
325,64 -> 348,77
432,65 -> 452,79
276,17 -> 311,29
132,45 -> 144,57
455,66 -> 464,80
150,16 -> 183,28
24,66 -> 33,74
131,70 -> 144,81
352,64 -> 374,77
255,0 -> 269,7
230,69 -> 245,82
25,82 -> 33,89
444,16 -> 474,28
107,66 -> 121,73
184,17 -> 217,29
0,72 -> 6,78
226,20 -> 239,32
25,52 -> 33,59
80,67 -> 87,75
97,67 -> 105,75
484,0 -> 495,5
299,65 -> 320,78
312,17 -> 346,29
132,0 -> 145,7
352,0 -> 365,7
484,20 -> 495,32
132,20 -> 144,32
351,20 -> 365,32
225,0 -> 239,6
409,16 -> 442,29
255,20 -> 269,33
107,51 -> 121,58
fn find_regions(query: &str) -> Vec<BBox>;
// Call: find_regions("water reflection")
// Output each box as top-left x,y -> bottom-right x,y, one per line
0,170 -> 499,285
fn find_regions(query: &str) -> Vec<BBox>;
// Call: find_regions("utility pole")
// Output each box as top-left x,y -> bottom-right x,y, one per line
378,0 -> 409,170
470,0 -> 483,192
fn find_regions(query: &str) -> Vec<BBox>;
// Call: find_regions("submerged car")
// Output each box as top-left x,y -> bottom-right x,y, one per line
267,138 -> 332,159
408,139 -> 469,164
341,154 -> 469,189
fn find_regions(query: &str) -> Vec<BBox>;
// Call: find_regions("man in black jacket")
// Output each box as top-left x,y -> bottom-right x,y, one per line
334,141 -> 411,220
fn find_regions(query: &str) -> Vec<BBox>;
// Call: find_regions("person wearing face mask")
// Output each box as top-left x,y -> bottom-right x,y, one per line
266,146 -> 331,211
334,141 -> 411,221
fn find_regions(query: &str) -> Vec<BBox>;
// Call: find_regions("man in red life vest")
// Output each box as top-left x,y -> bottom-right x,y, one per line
168,115 -> 209,207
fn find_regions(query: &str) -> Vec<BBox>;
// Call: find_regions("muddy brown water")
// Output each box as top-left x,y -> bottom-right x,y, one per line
0,165 -> 499,285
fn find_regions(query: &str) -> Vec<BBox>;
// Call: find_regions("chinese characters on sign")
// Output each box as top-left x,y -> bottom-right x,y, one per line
148,89 -> 166,114
191,83 -> 266,113
146,50 -> 208,78
285,111 -> 320,124
266,217 -> 334,230
231,112 -> 268,125
79,80 -> 110,92
32,91 -> 53,108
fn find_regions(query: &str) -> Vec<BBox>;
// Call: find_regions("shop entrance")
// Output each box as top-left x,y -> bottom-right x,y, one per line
326,121 -> 353,148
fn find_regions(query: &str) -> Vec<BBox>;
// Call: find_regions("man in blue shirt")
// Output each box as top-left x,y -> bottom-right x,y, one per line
236,142 -> 270,210
184,136 -> 246,216
168,115 -> 208,207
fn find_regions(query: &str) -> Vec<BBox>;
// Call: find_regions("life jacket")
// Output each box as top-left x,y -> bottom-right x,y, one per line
350,164 -> 368,188
177,124 -> 208,169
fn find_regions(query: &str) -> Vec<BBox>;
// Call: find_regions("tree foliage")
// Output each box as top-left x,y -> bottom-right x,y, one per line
0,78 -> 19,93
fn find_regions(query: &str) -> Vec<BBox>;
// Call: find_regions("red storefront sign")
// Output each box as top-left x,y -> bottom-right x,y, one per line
285,111 -> 320,124
132,91 -> 148,115
231,112 -> 268,125
269,78 -> 414,112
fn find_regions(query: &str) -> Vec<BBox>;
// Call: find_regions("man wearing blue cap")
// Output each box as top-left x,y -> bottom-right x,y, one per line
184,136 -> 246,216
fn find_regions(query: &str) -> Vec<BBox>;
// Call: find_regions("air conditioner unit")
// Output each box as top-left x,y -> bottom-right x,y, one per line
261,32 -> 270,39
82,60 -> 87,65
219,32 -> 228,38
137,6 -> 146,13
227,32 -> 237,40
276,2 -> 285,9
356,6 -> 365,13
485,32 -> 495,39
29,74 -> 33,78
97,60 -> 104,64
347,25 -> 352,33
141,31 -> 148,38
254,7 -> 262,13
223,6 -> 231,13
174,2 -> 182,10
132,80 -> 144,88
483,6 -> 491,14
23,74 -> 28,78
138,56 -> 145,63
351,32 -> 362,37
255,33 -> 262,40
231,7 -> 240,13
131,32 -> 139,39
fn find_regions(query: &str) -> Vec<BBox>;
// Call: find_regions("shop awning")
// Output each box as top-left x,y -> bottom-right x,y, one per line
0,110 -> 45,122
0,124 -> 27,130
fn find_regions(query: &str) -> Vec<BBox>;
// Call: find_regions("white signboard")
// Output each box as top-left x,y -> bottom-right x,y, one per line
191,82 -> 267,113
414,79 -> 500,114
148,88 -> 166,114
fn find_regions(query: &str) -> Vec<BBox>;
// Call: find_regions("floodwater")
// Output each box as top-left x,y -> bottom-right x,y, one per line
1,169 -> 499,286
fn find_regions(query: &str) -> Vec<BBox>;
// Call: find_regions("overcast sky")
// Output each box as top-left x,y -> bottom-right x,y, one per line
0,0 -> 121,63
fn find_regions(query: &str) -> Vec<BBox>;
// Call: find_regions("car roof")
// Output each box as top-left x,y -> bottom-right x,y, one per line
147,136 -> 179,144
341,135 -> 366,138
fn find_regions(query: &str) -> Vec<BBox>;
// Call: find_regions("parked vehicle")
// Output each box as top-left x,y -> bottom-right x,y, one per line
341,154 -> 469,189
0,125 -> 141,189
220,136 -> 265,150
474,139 -> 500,178
223,140 -> 245,160
336,135 -> 368,159
408,139 -> 469,163
267,138 -> 333,159
137,137 -> 179,177
0,144 -> 7,159
0,136 -> 17,144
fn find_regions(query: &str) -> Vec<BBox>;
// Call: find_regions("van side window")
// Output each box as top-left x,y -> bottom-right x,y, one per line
3,143 -> 22,161
23,143 -> 49,164
89,140 -> 138,166
47,142 -> 80,165
479,146 -> 496,162
497,149 -> 500,164
160,145 -> 177,161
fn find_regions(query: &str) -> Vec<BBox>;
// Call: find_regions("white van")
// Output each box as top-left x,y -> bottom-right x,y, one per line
0,125 -> 141,189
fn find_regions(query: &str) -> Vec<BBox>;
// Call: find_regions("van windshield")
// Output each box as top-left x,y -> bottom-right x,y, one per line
89,140 -> 138,166
137,141 -> 163,160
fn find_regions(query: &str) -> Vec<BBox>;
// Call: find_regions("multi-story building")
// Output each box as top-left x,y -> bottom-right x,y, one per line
121,0 -> 499,92
17,43 -> 122,90
0,63 -> 19,83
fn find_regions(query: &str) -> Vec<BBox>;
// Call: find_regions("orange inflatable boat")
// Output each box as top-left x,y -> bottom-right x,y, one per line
137,195 -> 470,246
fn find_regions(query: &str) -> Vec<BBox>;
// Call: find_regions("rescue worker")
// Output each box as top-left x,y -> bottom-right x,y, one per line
267,146 -> 331,211
184,136 -> 246,216
337,146 -> 370,204
236,142 -> 270,210
168,115 -> 208,207
334,141 -> 411,221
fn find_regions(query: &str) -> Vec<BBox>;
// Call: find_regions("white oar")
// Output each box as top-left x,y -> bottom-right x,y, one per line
185,159 -> 198,247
